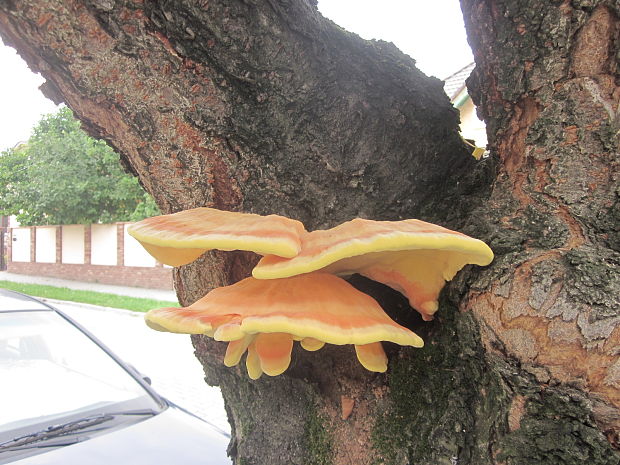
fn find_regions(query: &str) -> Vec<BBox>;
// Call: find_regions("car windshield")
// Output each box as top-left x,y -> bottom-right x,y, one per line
0,310 -> 161,435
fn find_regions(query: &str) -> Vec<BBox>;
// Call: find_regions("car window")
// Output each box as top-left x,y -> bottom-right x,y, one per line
0,310 -> 160,434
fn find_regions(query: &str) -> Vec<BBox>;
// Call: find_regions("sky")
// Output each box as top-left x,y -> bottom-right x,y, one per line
0,41 -> 59,152
0,0 -> 473,152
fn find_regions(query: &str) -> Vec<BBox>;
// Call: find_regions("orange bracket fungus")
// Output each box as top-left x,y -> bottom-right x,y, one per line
145,273 -> 424,379
127,207 -> 306,266
253,218 -> 494,320
133,207 -> 493,378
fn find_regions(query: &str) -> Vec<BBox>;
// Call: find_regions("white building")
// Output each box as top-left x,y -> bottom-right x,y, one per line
443,63 -> 488,150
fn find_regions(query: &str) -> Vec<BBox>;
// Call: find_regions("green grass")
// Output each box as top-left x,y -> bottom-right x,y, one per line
0,280 -> 179,312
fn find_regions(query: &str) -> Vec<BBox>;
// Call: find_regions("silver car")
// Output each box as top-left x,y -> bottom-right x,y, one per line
0,289 -> 231,464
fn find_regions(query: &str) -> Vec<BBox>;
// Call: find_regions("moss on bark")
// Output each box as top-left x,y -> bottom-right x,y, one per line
302,407 -> 333,465
372,298 -> 620,464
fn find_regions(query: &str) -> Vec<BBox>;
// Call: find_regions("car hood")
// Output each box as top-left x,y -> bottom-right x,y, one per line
8,406 -> 231,465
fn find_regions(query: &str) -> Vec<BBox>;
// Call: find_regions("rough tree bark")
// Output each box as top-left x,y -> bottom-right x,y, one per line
0,1 -> 618,464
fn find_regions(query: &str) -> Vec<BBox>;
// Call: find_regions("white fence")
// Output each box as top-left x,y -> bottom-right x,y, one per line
7,222 -> 172,289
9,222 -> 158,267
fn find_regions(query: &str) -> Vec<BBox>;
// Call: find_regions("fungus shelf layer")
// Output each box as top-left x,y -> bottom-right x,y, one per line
127,207 -> 307,266
253,218 -> 494,320
145,273 -> 424,378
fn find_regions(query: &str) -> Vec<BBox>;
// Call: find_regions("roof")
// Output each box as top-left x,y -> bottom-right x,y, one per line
443,62 -> 475,100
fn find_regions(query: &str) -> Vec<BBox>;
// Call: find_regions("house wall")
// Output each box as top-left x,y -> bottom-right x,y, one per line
7,223 -> 173,290
458,98 -> 488,148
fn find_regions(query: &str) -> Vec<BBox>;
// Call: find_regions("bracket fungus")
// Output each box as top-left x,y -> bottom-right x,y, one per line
131,207 -> 493,378
253,218 -> 494,320
127,207 -> 306,266
145,273 -> 424,378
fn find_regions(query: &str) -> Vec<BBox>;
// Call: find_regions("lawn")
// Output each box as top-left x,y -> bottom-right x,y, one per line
0,280 -> 179,312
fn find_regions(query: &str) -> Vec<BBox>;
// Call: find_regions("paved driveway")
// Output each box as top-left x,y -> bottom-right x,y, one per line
52,300 -> 230,434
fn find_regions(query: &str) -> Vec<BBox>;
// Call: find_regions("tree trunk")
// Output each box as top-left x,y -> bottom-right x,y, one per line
1,1 -> 618,464
458,1 -> 620,462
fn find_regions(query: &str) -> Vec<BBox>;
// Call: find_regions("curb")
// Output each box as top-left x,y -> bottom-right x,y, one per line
41,297 -> 146,318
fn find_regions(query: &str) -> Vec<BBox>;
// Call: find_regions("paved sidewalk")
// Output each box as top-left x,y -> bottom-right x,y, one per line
0,271 -> 177,302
